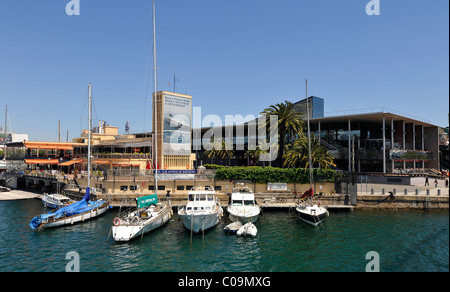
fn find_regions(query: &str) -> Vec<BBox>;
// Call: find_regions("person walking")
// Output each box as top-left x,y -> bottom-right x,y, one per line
425,176 -> 429,186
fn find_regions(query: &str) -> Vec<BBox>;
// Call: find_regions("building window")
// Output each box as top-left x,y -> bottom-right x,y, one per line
186,185 -> 193,190
158,185 -> 165,191
177,185 -> 185,191
120,185 -> 128,191
148,185 -> 155,191
215,186 -> 222,191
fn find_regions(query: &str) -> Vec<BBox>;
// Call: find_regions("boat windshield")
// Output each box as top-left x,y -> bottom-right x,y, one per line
188,193 -> 211,201
244,200 -> 255,206
232,200 -> 243,206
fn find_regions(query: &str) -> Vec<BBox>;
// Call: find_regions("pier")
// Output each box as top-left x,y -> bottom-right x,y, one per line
0,189 -> 40,201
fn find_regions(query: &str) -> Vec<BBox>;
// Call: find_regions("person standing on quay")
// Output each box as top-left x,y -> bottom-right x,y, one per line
425,176 -> 429,186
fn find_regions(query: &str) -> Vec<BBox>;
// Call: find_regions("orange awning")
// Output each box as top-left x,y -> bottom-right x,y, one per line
92,160 -> 111,165
24,142 -> 75,151
25,159 -> 60,165
59,160 -> 77,166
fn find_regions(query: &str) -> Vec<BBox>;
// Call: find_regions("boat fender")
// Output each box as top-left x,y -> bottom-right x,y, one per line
113,218 -> 121,226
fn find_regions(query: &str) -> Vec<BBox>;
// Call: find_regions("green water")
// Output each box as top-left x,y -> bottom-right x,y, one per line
0,199 -> 448,272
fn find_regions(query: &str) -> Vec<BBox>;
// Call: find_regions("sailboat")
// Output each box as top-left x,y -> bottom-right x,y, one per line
111,0 -> 172,241
111,195 -> 173,241
295,80 -> 329,227
29,84 -> 110,230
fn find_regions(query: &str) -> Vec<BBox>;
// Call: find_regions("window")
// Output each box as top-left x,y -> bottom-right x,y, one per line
130,185 -> 138,191
186,185 -> 193,190
215,186 -> 222,191
244,200 -> 255,206
120,185 -> 128,191
177,185 -> 185,191
158,185 -> 165,191
148,185 -> 155,191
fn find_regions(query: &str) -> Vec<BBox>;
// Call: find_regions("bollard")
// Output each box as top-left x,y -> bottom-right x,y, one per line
415,189 -> 419,195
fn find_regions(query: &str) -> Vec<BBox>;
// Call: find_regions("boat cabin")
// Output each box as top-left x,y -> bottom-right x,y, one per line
230,191 -> 256,207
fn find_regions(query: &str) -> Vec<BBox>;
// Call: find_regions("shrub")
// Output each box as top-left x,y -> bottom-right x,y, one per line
215,166 -> 345,184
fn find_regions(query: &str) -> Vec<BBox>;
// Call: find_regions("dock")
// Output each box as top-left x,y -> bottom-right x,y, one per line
0,189 -> 41,201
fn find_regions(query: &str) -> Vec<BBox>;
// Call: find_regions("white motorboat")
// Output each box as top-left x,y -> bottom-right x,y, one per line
41,193 -> 74,209
237,222 -> 257,237
112,194 -> 172,242
227,184 -> 260,224
177,186 -> 223,233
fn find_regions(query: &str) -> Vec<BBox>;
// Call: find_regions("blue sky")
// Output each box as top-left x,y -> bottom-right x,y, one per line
0,0 -> 448,141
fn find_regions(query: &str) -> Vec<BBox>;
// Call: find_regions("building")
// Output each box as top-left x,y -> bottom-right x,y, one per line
194,96 -> 442,174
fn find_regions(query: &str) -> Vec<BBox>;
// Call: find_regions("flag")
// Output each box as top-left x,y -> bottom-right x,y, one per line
125,121 -> 130,132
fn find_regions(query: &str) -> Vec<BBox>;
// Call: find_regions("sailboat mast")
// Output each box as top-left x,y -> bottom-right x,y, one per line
153,0 -> 158,191
3,106 -> 7,161
305,79 -> 313,191
88,83 -> 92,190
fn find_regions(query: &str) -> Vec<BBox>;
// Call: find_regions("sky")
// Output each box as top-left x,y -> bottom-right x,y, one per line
0,0 -> 448,142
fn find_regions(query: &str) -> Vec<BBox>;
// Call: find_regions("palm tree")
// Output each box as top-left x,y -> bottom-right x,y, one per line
203,136 -> 222,164
204,138 -> 235,166
284,136 -> 336,170
261,101 -> 304,167
218,140 -> 235,166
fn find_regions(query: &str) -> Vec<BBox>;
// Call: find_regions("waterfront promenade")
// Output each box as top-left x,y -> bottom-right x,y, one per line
1,183 -> 448,210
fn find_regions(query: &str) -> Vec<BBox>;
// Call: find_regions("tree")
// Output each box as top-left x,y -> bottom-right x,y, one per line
261,101 -> 304,167
284,136 -> 336,170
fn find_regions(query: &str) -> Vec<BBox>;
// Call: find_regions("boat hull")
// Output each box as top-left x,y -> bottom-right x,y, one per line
37,203 -> 109,230
179,212 -> 221,233
237,222 -> 257,237
228,212 -> 259,224
296,206 -> 329,227
112,206 -> 172,242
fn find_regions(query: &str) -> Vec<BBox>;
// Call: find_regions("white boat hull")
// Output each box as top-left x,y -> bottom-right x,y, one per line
296,205 -> 329,227
228,212 -> 259,224
41,204 -> 109,229
179,211 -> 221,233
237,222 -> 257,237
112,207 -> 172,242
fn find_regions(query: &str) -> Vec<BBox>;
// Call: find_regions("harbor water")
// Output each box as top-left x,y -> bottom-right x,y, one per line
0,199 -> 448,272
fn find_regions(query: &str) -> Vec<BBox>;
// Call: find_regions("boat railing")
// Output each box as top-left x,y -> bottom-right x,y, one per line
189,186 -> 215,192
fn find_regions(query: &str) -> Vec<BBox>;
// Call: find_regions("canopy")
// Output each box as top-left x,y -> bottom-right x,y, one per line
25,159 -> 60,165
136,194 -> 158,209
